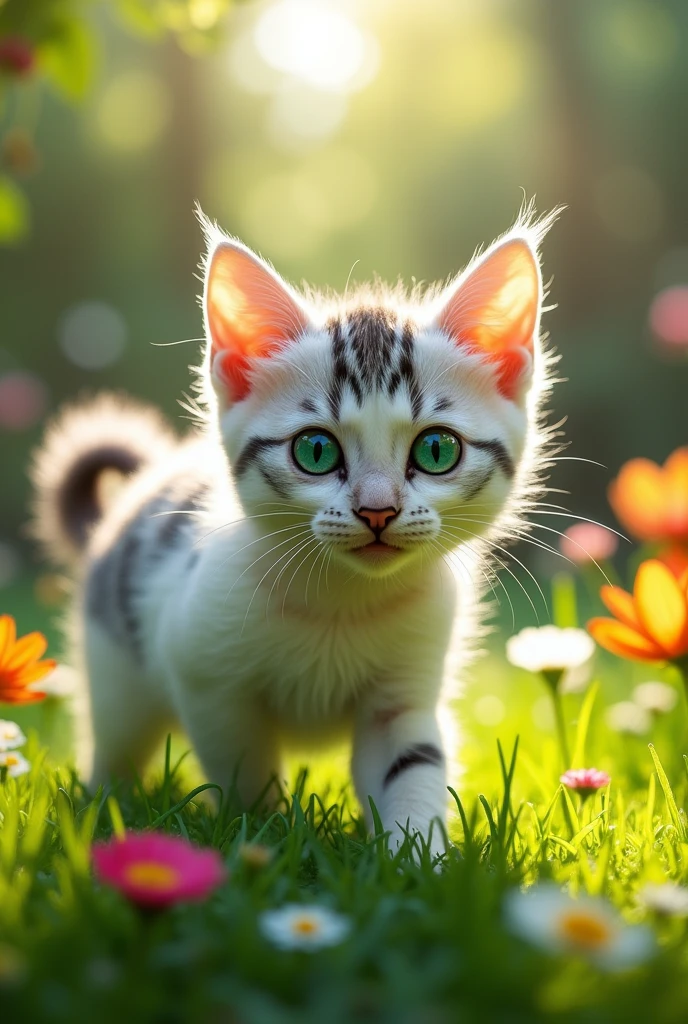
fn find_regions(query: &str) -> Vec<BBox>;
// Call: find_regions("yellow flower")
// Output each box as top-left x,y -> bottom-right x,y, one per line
0,614 -> 55,704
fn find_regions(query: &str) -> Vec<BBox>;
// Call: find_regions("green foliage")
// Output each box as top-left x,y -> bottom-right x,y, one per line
1,727 -> 688,1022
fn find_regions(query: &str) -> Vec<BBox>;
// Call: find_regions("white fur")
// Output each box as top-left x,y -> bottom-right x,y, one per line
36,208 -> 560,859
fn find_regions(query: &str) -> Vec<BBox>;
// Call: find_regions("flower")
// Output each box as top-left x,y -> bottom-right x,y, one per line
259,904 -> 351,951
0,615 -> 55,704
237,842 -> 273,869
605,701 -> 651,736
0,720 -> 26,751
639,883 -> 688,917
559,523 -> 618,564
560,768 -> 610,797
0,751 -> 30,778
504,884 -> 654,970
608,449 -> 688,544
588,559 -> 688,663
632,681 -> 678,715
658,545 -> 688,580
92,832 -> 226,908
506,626 -> 595,676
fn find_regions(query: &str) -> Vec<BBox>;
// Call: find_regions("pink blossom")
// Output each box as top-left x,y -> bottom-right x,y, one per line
560,768 -> 611,797
92,832 -> 226,908
560,523 -> 618,564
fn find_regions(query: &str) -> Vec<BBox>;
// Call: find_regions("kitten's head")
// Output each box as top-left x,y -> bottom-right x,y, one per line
200,209 -> 557,581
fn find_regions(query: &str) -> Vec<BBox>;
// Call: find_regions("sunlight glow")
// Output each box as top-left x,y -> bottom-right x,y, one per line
254,0 -> 375,93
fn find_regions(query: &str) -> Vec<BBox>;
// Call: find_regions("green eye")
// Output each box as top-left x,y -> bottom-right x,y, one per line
411,428 -> 462,475
292,430 -> 342,475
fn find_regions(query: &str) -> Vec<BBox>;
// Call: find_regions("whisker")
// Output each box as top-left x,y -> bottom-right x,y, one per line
239,533 -> 315,631
442,524 -> 548,619
281,538 -> 322,618
221,527 -> 312,605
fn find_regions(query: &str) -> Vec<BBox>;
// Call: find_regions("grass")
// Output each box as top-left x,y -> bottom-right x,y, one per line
2,581 -> 688,1022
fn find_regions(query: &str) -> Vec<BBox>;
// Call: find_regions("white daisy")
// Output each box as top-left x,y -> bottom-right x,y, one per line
639,883 -> 688,916
0,751 -> 30,778
0,720 -> 26,752
632,682 -> 678,715
506,626 -> 595,678
605,701 -> 651,736
259,904 -> 351,951
504,884 -> 654,971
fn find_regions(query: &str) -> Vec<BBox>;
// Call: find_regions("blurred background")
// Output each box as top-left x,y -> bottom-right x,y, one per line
1,0 -> 687,654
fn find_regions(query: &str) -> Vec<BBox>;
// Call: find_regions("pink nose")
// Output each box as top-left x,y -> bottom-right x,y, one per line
355,507 -> 398,534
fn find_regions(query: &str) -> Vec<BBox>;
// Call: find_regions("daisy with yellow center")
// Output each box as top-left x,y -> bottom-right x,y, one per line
259,904 -> 351,951
505,884 -> 654,970
0,719 -> 26,751
0,750 -> 30,778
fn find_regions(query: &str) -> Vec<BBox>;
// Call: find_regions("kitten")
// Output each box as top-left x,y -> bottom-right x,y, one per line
31,206 -> 558,855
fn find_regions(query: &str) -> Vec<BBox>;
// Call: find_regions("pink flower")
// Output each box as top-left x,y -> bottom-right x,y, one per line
92,832 -> 226,908
560,523 -> 618,565
560,768 -> 611,798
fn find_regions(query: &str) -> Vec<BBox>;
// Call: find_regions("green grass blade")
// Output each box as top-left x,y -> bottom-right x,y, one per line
649,743 -> 686,841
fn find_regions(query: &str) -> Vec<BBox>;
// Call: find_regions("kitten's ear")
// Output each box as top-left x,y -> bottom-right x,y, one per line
435,236 -> 541,401
204,238 -> 310,403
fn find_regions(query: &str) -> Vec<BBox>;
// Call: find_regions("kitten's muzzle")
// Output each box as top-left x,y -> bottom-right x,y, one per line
354,506 -> 399,541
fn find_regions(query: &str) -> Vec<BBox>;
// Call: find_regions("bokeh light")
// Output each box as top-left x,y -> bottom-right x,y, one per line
254,1 -> 376,94
0,371 -> 47,431
96,71 -> 171,154
58,302 -> 127,370
649,286 -> 688,349
267,84 -> 348,147
473,694 -> 506,727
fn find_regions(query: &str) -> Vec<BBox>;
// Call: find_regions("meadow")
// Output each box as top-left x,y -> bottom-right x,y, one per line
3,1 -> 688,1020
3,455 -> 688,1022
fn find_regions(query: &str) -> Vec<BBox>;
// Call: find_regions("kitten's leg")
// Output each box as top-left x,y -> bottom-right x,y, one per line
352,705 -> 447,858
176,692 -> 283,809
85,623 -> 174,787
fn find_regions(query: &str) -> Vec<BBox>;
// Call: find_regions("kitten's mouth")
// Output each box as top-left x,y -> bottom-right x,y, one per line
354,541 -> 402,557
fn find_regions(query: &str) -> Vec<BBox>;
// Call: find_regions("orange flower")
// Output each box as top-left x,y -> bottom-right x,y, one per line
0,615 -> 55,704
608,448 -> 688,544
588,559 -> 688,663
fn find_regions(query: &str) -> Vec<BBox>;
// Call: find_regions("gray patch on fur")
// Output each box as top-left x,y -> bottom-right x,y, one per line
86,483 -> 207,661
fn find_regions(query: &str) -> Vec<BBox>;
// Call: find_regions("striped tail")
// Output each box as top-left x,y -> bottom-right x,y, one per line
30,393 -> 176,569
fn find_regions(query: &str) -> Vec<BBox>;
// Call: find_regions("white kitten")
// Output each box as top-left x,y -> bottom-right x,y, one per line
31,207 -> 558,855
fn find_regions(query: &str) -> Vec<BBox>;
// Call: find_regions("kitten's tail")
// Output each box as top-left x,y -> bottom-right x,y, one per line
30,393 -> 176,569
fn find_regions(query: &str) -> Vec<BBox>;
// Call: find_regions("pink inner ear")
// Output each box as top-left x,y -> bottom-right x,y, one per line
206,242 -> 309,401
438,239 -> 540,398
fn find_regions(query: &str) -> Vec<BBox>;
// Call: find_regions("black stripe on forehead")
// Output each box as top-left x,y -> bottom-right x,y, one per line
347,307 -> 398,389
326,308 -> 422,420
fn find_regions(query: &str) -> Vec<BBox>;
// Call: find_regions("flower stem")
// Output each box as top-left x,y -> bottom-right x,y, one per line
542,669 -> 571,769
551,689 -> 571,769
